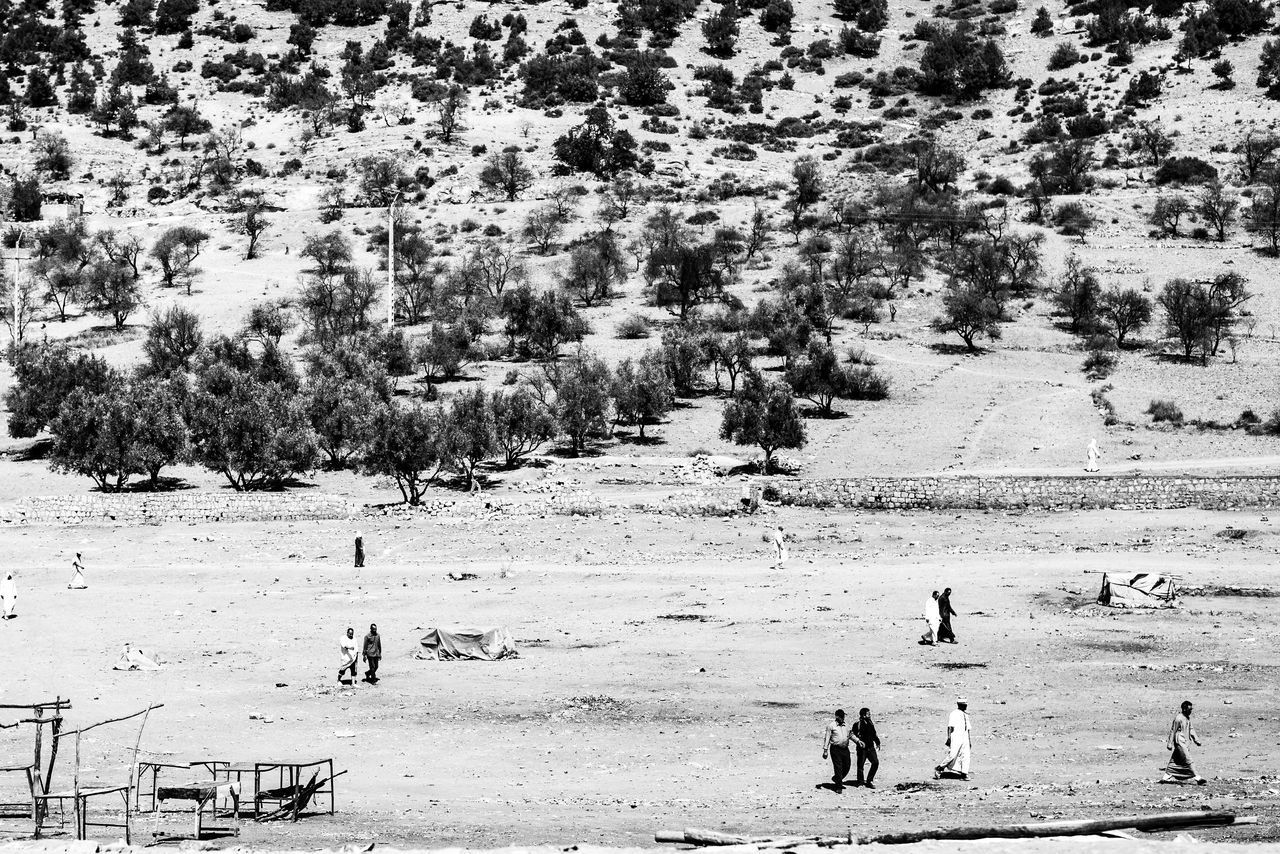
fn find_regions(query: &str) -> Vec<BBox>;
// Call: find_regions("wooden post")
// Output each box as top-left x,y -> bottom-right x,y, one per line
72,732 -> 81,840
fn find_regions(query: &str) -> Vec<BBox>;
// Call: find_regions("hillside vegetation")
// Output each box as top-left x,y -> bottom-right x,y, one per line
3,0 -> 1280,497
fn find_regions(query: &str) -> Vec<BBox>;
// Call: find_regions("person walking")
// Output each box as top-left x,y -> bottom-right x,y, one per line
934,697 -> 972,780
1160,700 -> 1206,785
921,591 -> 941,645
771,526 -> 788,568
354,532 -> 365,568
853,707 -> 881,788
362,623 -> 382,684
821,709 -> 862,791
1086,438 -> 1100,472
937,587 -> 958,644
1,571 -> 17,619
338,627 -> 359,684
68,553 -> 87,589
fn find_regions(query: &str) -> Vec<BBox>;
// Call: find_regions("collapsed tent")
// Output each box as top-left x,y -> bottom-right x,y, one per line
1097,573 -> 1177,608
114,643 -> 161,670
417,627 -> 518,661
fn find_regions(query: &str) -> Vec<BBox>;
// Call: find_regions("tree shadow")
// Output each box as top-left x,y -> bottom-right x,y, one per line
118,476 -> 196,493
615,431 -> 665,446
799,406 -> 848,419
545,443 -> 609,459
8,438 -> 53,462
928,341 -> 984,356
723,460 -> 802,477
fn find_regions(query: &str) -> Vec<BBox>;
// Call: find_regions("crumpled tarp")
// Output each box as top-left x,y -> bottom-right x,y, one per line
113,644 -> 160,670
417,627 -> 518,661
1097,573 -> 1177,608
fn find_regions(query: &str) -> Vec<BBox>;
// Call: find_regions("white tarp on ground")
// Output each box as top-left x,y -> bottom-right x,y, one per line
1097,573 -> 1178,608
113,644 -> 160,670
417,627 -> 518,661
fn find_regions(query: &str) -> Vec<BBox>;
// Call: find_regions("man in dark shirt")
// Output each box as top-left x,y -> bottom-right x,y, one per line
853,707 -> 881,788
937,587 -> 958,644
362,624 -> 382,684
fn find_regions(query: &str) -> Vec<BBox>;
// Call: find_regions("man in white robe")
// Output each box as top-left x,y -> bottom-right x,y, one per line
921,590 -> 941,645
935,697 -> 972,779
1,571 -> 16,619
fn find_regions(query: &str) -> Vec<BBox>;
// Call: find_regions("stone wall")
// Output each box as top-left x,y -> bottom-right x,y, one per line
1,492 -> 360,526
765,475 -> 1280,511
6,475 -> 1280,526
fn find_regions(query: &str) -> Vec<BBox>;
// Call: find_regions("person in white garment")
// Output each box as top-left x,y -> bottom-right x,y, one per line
68,553 -> 88,589
935,697 -> 972,780
1,571 -> 17,619
921,590 -> 941,645
771,526 -> 788,568
1086,438 -> 1100,472
338,627 -> 359,684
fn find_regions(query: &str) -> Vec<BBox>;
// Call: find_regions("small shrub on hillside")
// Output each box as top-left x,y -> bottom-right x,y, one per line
1047,42 -> 1080,69
1082,348 -> 1117,378
1146,399 -> 1184,424
616,314 -> 652,339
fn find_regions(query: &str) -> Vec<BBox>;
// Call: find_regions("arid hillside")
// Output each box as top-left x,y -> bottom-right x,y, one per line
3,0 -> 1280,494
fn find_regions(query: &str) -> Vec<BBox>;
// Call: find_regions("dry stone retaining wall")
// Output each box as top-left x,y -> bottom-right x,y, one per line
5,475 -> 1280,526
766,475 -> 1280,511
1,493 -> 359,526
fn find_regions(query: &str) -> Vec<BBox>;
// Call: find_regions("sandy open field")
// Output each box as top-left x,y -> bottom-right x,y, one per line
0,506 -> 1278,848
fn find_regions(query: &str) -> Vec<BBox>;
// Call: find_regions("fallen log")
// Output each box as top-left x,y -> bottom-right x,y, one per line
857,810 -> 1240,844
657,811 -> 1249,848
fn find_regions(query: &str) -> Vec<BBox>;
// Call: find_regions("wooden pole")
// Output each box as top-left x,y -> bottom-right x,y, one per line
857,811 -> 1239,844
657,812 -> 1246,848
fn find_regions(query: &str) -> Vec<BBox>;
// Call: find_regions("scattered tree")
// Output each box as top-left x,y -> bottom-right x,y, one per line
720,370 -> 806,472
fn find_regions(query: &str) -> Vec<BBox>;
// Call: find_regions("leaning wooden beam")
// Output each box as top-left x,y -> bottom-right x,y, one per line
0,701 -> 72,710
54,704 -> 164,739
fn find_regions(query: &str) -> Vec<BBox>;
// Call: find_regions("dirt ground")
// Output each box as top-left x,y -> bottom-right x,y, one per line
0,506 -> 1278,848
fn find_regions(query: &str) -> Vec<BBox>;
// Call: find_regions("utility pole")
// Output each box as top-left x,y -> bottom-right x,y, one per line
3,229 -> 29,355
387,191 -> 403,327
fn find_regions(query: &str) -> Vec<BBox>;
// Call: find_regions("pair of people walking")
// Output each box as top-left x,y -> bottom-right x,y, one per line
921,588 -> 958,645
821,708 -> 881,791
338,624 -> 382,685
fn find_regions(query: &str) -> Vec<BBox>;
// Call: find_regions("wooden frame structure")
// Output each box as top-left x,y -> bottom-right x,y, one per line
0,698 -> 71,833
34,703 -> 162,844
214,759 -> 336,819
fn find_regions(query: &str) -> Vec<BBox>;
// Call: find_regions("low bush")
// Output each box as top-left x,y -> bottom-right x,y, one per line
1146,398 -> 1184,424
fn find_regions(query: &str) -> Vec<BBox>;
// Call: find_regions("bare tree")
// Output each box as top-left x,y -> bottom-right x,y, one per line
523,206 -> 563,254
479,150 -> 535,201
1239,130 -> 1280,184
233,197 -> 270,259
97,230 -> 146,280
1197,180 -> 1238,242
434,84 -> 468,144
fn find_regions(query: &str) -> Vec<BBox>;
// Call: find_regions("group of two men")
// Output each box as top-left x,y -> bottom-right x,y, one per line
821,708 -> 881,790
339,624 -> 382,684
922,588 -> 958,645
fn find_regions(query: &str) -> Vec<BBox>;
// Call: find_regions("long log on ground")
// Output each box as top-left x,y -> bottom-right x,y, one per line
656,830 -> 845,847
657,812 -> 1245,848
855,811 -> 1240,845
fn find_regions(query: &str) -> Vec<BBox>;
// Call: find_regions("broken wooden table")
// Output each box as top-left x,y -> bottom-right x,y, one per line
151,779 -> 240,842
212,759 -> 335,819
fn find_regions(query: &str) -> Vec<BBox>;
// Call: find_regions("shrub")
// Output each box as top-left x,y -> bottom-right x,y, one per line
616,314 -> 652,339
1155,156 -> 1218,186
1146,398 -> 1184,424
1047,42 -> 1080,70
1082,348 -> 1117,378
